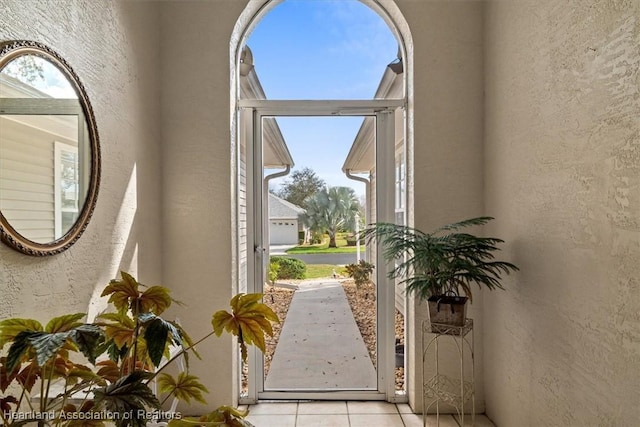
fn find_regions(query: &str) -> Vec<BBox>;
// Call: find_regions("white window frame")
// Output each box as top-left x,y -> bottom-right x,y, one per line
54,141 -> 79,239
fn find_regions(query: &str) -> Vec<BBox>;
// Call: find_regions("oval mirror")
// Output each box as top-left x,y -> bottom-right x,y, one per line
0,41 -> 100,256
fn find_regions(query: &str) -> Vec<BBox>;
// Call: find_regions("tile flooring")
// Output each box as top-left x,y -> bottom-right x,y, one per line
243,401 -> 496,427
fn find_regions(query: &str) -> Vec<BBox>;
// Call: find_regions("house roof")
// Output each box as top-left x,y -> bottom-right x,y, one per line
268,193 -> 305,219
342,58 -> 404,173
240,46 -> 294,168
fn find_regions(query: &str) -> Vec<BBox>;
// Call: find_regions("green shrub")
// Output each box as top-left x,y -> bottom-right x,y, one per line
271,256 -> 307,279
345,260 -> 375,290
268,261 -> 280,284
310,232 -> 323,245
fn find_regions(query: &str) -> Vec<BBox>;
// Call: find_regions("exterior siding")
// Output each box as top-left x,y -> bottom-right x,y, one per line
0,115 -> 77,243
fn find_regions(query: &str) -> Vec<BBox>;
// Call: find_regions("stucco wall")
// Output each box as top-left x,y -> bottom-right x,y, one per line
484,1 -> 640,425
395,0 -> 487,413
0,1 -> 162,323
159,0 -> 249,410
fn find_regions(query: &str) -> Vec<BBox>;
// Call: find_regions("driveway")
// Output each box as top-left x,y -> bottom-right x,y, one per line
269,244 -> 297,256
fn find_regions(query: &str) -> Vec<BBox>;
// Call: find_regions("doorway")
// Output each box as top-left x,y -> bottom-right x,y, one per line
239,100 -> 404,402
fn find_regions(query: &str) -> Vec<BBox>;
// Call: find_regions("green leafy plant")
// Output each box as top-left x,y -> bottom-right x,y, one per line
344,260 -> 375,290
360,217 -> 518,302
345,234 -> 358,247
309,232 -> 323,245
268,261 -> 280,284
269,256 -> 306,280
0,272 -> 278,427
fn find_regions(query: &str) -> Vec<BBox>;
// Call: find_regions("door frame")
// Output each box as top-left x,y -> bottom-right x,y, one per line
239,99 -> 405,403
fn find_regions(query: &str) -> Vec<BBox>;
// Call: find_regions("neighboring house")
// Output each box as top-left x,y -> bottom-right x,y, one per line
268,193 -> 305,245
343,57 -> 405,312
238,45 -> 293,292
0,73 -> 83,243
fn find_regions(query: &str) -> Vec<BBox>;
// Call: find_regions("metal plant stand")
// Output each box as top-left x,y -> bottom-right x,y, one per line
422,319 -> 475,427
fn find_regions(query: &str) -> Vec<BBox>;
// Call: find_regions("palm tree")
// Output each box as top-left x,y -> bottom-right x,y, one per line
300,186 -> 361,248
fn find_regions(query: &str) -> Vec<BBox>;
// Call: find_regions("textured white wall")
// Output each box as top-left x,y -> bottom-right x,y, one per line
395,0 -> 487,413
0,1 -> 162,321
484,1 -> 640,425
159,0 -> 249,411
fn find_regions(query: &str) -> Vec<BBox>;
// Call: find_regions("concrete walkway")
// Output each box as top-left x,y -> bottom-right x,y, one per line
265,280 -> 377,391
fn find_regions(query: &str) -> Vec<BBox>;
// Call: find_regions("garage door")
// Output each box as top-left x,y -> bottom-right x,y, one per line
270,220 -> 298,245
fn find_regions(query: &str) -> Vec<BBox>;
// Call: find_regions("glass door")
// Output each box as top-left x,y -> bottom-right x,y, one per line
239,100 -> 402,403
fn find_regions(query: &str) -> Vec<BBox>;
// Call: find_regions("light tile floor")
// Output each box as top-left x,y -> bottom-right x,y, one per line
243,401 -> 496,427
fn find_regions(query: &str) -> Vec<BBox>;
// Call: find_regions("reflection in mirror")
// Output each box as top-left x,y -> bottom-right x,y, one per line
0,41 -> 99,255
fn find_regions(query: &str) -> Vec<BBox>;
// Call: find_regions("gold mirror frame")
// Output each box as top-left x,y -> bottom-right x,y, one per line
0,40 -> 100,256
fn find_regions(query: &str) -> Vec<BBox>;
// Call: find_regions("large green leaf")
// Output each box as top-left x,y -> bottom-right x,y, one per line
101,271 -> 141,313
99,312 -> 136,350
139,286 -> 173,315
102,272 -> 176,316
66,363 -> 104,385
212,293 -> 278,362
0,318 -> 43,349
45,313 -> 85,333
6,330 -> 39,373
5,323 -> 104,375
139,313 -> 182,368
93,371 -> 160,427
70,324 -> 106,364
105,339 -> 129,364
158,372 -> 208,405
27,331 -> 71,367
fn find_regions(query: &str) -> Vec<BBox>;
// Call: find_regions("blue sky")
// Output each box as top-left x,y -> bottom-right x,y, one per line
4,56 -> 76,98
246,0 -> 397,197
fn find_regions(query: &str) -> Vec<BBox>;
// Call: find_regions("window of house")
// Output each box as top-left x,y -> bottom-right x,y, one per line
395,150 -> 405,225
54,141 -> 79,238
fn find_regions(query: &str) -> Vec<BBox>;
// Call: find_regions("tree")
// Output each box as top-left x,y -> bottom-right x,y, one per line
275,167 -> 325,209
3,55 -> 45,84
300,186 -> 361,248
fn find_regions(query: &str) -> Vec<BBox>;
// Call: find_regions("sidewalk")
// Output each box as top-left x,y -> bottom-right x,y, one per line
269,244 -> 296,255
265,280 -> 377,390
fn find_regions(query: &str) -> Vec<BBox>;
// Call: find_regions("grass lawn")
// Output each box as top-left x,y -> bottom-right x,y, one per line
287,245 -> 365,254
286,234 -> 365,255
305,264 -> 347,279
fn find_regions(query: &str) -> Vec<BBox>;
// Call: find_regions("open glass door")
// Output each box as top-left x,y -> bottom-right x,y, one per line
238,100 -> 403,403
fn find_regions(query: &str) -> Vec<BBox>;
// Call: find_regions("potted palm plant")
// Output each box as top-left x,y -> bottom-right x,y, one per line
361,217 -> 518,328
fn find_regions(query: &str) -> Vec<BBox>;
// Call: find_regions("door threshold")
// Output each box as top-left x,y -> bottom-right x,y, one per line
255,391 -> 387,402
240,392 -> 407,405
